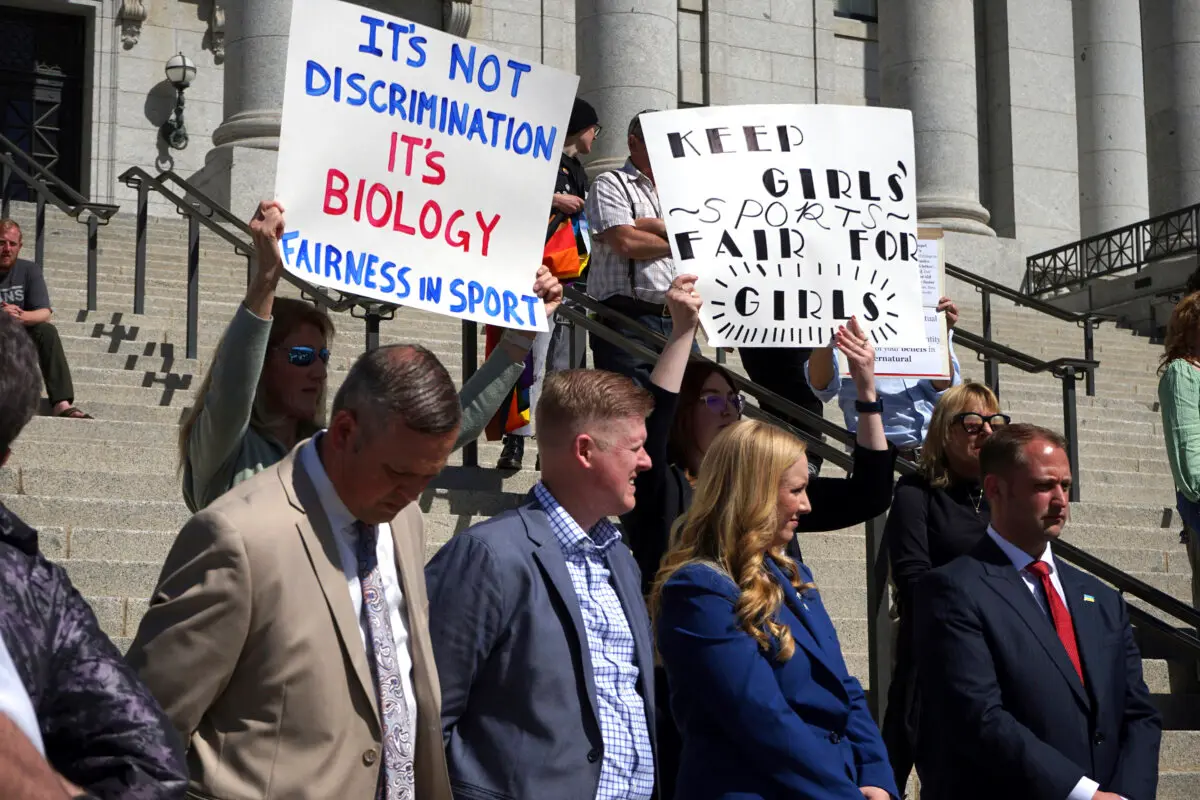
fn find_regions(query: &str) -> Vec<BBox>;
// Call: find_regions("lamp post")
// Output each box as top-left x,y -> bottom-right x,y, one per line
161,52 -> 197,150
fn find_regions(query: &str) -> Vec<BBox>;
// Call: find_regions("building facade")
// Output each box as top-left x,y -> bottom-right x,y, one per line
2,0 -> 1198,286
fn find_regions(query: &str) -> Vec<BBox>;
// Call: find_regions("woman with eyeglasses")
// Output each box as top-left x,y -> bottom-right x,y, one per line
879,381 -> 1008,791
178,200 -> 562,512
620,273 -> 895,799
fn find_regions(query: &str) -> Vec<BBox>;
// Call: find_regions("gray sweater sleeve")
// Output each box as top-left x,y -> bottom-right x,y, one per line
454,339 -> 528,451
186,305 -> 272,489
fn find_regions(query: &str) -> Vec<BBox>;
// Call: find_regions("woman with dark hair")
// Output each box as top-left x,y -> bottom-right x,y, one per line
619,274 -> 896,798
880,381 -> 1009,789
1158,292 -> 1200,614
180,200 -> 563,511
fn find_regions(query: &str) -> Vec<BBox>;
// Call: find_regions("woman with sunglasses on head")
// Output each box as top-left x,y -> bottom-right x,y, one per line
620,273 -> 895,798
179,200 -> 563,512
879,381 -> 1008,791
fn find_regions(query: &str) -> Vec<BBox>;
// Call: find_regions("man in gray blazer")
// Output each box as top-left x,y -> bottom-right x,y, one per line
426,368 -> 658,800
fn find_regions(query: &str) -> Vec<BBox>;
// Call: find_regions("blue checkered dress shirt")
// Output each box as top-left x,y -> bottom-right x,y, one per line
533,482 -> 655,800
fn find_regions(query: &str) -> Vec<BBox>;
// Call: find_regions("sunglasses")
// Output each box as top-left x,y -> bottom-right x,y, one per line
954,412 -> 1011,435
283,346 -> 330,367
699,393 -> 746,416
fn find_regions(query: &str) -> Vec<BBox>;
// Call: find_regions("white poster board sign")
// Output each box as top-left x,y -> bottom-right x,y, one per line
640,104 -> 924,348
275,0 -> 579,331
841,228 -> 951,379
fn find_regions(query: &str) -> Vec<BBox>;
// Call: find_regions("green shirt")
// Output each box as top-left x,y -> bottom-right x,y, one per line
1158,359 -> 1200,503
182,304 -> 527,512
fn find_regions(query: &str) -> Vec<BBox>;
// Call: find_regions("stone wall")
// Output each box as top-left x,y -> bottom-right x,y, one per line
89,0 -> 224,215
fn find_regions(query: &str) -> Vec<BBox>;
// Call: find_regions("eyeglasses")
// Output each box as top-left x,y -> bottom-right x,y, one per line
283,346 -> 330,367
592,124 -> 603,138
954,412 -> 1011,435
699,393 -> 745,416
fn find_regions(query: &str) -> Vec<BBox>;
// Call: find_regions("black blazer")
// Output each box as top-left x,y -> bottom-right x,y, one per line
914,535 -> 1162,800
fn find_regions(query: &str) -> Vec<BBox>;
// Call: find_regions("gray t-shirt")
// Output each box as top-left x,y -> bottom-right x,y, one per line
0,259 -> 51,311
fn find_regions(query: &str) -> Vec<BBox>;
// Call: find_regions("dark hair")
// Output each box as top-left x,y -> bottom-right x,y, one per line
628,109 -> 657,141
669,361 -> 738,468
332,344 -> 461,435
0,313 -> 41,455
979,423 -> 1068,480
537,369 -> 654,442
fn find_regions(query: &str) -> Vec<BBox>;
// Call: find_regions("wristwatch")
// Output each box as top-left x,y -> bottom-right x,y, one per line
855,398 -> 883,414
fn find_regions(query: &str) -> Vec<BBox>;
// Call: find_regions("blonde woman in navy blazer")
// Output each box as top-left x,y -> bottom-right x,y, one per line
651,412 -> 898,800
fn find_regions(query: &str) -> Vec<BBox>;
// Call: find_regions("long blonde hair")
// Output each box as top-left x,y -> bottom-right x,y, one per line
1160,292 -> 1200,375
178,297 -> 334,472
650,419 -> 812,662
919,382 -> 1000,488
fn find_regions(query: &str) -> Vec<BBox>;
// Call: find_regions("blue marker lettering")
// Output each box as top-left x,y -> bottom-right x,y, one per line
364,254 -> 379,289
532,125 -> 558,161
502,290 -> 521,324
379,261 -> 397,293
368,80 -> 388,113
448,279 -> 467,312
512,121 -> 533,155
358,15 -> 386,57
395,266 -> 412,299
280,230 -> 300,265
483,286 -> 501,317
407,36 -> 427,67
306,61 -> 331,96
346,73 -> 367,106
449,43 -> 475,83
344,250 -> 366,285
506,59 -> 531,97
390,84 -> 407,119
478,54 -> 502,92
324,245 -> 342,281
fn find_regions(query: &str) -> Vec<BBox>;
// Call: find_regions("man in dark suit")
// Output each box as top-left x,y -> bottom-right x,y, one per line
426,368 -> 657,800
914,423 -> 1161,800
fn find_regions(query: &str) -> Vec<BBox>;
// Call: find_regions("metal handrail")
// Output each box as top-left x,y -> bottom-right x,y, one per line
116,167 -> 401,359
555,294 -> 1200,716
947,261 -> 1109,397
0,135 -> 120,311
1024,203 -> 1200,296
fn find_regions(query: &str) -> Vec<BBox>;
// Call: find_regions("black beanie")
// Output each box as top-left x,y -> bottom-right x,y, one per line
567,98 -> 599,136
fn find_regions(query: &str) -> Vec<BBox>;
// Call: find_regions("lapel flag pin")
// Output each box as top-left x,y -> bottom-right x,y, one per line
1083,594 -> 1095,603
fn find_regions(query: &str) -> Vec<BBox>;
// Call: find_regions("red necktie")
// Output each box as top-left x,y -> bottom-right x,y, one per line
1025,561 -> 1085,686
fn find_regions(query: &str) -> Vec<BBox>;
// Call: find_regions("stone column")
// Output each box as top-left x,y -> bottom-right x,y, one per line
576,0 -> 677,173
1143,1 -> 1200,215
209,0 -> 447,218
1072,0 -> 1149,236
878,0 -> 993,236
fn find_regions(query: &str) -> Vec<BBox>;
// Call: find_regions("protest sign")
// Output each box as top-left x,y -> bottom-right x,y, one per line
275,0 -> 579,330
842,227 -> 951,379
640,104 -> 924,348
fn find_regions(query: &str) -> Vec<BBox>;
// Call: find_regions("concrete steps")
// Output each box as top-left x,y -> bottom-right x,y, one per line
2,201 -> 1197,794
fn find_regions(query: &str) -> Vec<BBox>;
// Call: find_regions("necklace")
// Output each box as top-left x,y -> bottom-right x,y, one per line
969,487 -> 984,515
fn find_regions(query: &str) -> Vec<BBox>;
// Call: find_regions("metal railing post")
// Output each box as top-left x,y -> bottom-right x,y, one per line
364,312 -> 380,352
86,213 -> 99,312
186,215 -> 200,359
716,348 -> 727,364
462,320 -> 479,468
981,289 -> 999,397
1082,318 -> 1096,397
134,180 -> 149,314
34,192 -> 45,268
864,513 -> 892,724
0,158 -> 10,218
1061,369 -> 1081,502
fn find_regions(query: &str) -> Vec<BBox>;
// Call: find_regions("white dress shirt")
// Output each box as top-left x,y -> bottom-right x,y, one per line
985,527 -> 1123,800
301,437 -> 418,728
0,635 -> 42,755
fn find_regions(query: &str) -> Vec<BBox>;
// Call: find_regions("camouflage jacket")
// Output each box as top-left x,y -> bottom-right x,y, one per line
0,500 -> 187,798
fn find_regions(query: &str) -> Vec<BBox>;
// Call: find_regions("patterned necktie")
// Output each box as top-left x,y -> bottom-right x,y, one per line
354,521 -> 415,800
1025,561 -> 1085,686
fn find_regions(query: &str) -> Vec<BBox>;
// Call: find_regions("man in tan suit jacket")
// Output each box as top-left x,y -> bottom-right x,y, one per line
128,344 -> 461,800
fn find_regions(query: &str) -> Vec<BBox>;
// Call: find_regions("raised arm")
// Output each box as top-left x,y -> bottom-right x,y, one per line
454,266 -> 563,451
835,317 -> 887,452
184,202 -> 286,501
805,347 -> 841,403
622,277 -> 703,589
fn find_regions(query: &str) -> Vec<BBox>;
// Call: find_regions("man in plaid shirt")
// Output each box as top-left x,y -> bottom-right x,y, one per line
584,111 -> 690,387
425,369 -> 657,800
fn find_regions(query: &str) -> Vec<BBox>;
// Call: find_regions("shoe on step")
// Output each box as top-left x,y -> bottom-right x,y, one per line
497,435 -> 524,470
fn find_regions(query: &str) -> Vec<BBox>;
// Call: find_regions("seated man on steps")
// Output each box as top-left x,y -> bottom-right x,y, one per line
0,218 -> 91,420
